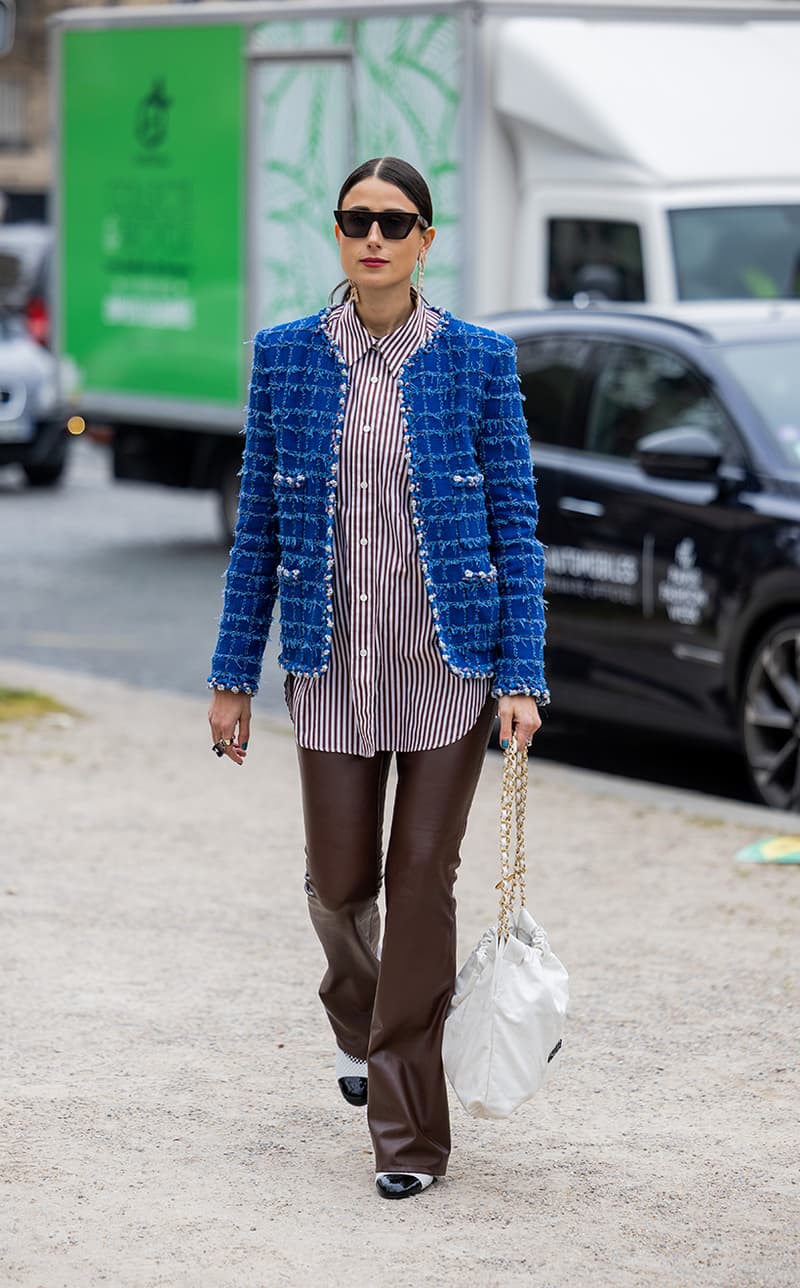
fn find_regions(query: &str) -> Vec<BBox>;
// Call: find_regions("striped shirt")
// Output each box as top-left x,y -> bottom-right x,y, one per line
287,296 -> 491,757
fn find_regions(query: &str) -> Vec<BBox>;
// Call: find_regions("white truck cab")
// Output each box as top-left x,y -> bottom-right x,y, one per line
479,10 -> 800,313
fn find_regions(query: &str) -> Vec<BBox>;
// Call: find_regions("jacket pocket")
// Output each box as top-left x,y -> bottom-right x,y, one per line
456,563 -> 500,652
276,562 -> 305,632
451,470 -> 490,548
273,471 -> 307,547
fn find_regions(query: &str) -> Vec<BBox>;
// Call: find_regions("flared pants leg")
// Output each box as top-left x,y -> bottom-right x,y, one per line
297,745 -> 392,1060
296,695 -> 496,1176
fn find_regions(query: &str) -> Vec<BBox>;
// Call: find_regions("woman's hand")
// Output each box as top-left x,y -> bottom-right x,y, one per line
208,690 -> 252,766
497,695 -> 541,751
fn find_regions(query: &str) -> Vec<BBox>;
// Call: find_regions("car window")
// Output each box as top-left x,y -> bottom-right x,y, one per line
0,226 -> 51,308
718,339 -> 800,469
582,342 -> 739,462
547,219 -> 645,303
516,336 -> 591,447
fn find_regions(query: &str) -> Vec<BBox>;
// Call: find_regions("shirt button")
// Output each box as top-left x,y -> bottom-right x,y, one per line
359,647 -> 368,657
369,375 -> 379,384
362,424 -> 373,433
359,593 -> 368,602
359,480 -> 368,489
359,537 -> 368,546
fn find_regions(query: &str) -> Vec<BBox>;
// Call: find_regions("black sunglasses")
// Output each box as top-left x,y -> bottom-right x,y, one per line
334,209 -> 428,240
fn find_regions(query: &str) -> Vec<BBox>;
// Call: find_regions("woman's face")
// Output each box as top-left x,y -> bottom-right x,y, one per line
335,176 -> 435,297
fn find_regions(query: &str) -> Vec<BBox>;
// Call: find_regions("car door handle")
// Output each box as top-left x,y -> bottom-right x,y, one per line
558,496 -> 605,518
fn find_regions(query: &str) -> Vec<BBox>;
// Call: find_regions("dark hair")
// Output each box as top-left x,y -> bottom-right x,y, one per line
337,156 -> 433,225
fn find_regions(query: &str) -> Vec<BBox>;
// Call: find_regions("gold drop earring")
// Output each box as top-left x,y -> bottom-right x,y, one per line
348,278 -> 360,303
416,254 -> 426,298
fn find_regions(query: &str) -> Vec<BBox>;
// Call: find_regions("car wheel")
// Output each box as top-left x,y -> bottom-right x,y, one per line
23,459 -> 65,488
741,616 -> 800,810
218,454 -> 241,546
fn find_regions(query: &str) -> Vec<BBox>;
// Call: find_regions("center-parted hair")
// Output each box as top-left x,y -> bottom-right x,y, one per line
338,157 -> 433,226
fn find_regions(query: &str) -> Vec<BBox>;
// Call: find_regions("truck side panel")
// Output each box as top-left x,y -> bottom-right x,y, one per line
60,24 -> 246,410
248,11 -> 464,327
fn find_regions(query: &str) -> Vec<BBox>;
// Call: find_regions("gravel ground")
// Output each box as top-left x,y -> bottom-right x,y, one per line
1,659 -> 798,1288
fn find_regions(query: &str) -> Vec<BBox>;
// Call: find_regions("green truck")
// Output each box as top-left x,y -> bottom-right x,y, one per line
53,0 -> 800,535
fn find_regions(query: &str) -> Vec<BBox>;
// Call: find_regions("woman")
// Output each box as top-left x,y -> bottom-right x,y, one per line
208,157 -> 548,1200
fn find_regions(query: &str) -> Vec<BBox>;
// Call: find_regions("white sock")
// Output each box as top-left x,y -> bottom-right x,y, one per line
376,1172 -> 435,1189
335,1047 -> 368,1079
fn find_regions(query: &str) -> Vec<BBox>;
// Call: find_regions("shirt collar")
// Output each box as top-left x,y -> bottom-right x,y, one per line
330,296 -> 429,377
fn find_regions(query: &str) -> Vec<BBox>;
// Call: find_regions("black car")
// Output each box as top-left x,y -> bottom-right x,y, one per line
490,305 -> 800,810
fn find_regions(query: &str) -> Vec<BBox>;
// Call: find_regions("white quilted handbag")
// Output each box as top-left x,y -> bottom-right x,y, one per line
443,739 -> 569,1119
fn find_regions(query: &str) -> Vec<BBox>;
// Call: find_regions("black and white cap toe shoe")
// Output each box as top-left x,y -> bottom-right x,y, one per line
335,1047 -> 368,1107
375,1172 -> 436,1200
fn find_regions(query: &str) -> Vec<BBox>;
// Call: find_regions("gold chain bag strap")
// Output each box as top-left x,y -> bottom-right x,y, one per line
496,739 -> 529,942
442,736 -> 569,1118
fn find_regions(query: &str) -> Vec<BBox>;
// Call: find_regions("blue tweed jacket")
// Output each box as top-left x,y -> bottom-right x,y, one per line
209,307 -> 548,702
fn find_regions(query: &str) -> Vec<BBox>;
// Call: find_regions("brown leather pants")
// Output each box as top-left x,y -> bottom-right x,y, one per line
295,695 -> 496,1176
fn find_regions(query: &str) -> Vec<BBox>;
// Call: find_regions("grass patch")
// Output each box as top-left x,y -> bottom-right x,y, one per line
0,687 -> 76,723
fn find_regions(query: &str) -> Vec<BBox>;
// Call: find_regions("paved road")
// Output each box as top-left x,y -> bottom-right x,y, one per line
1,437 -> 753,802
0,437 -> 287,715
